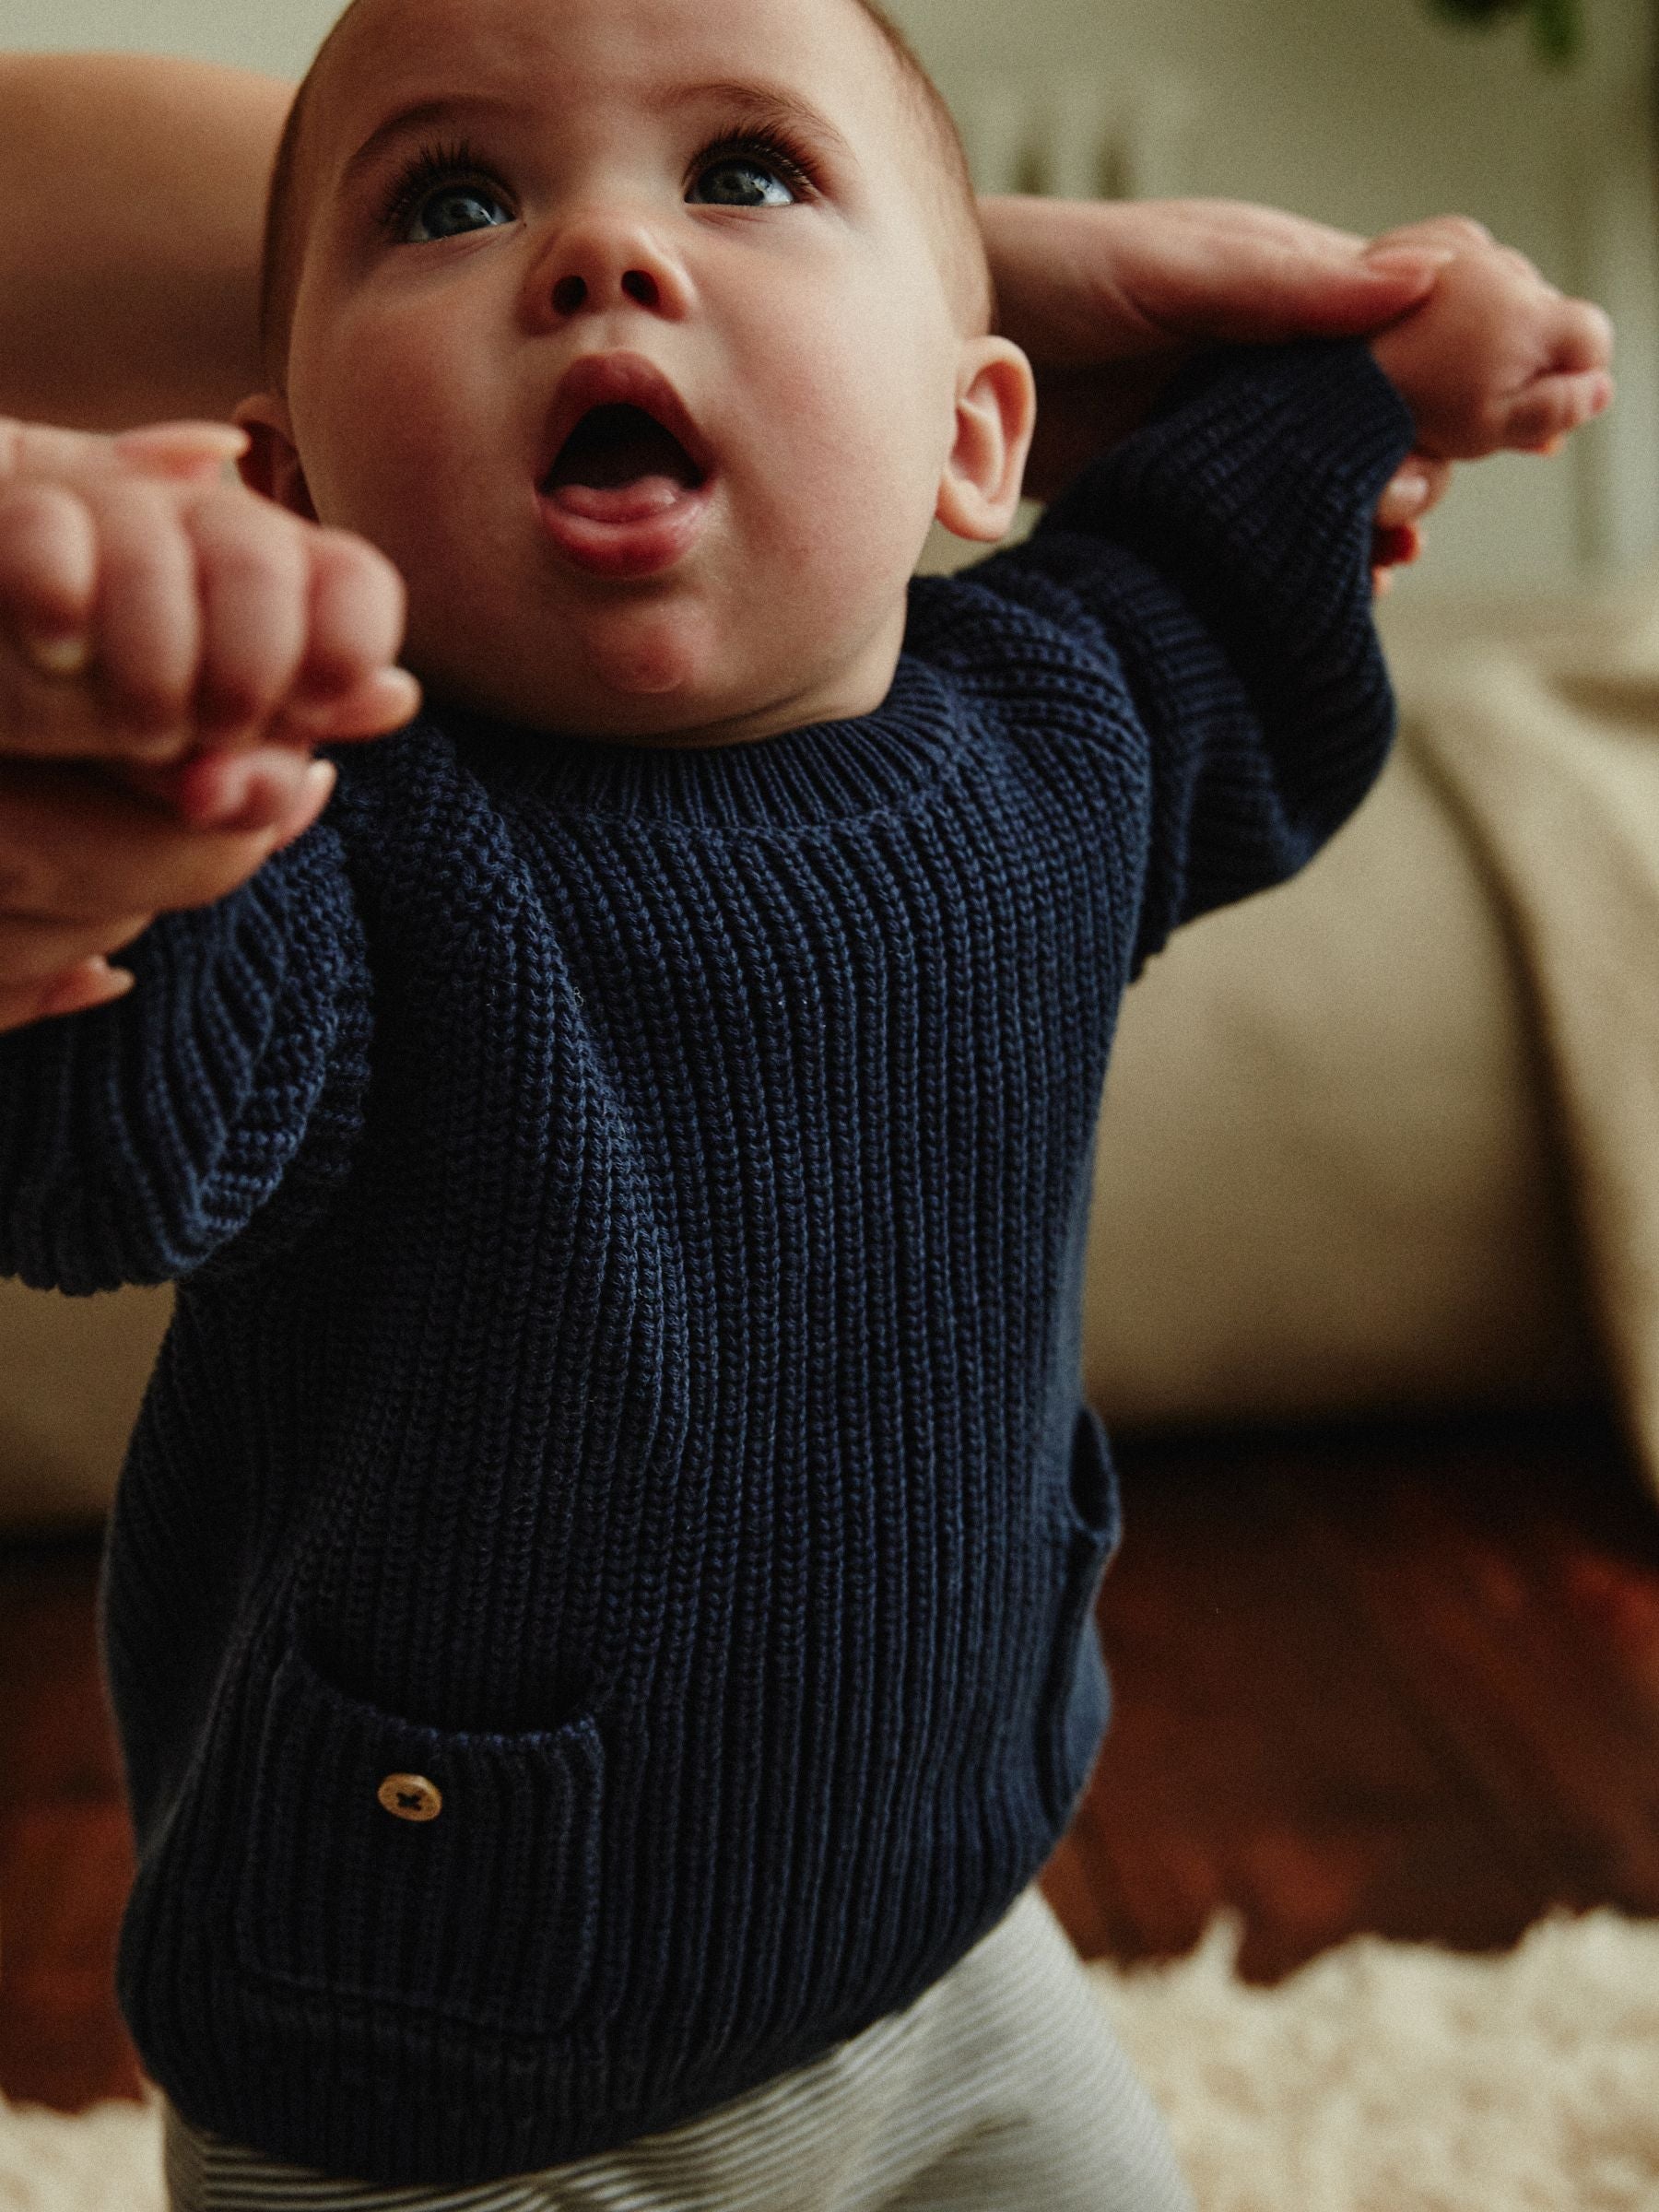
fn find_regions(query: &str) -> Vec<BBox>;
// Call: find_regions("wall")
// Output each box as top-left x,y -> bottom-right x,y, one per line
890,0 -> 1659,588
6,0 -> 1658,587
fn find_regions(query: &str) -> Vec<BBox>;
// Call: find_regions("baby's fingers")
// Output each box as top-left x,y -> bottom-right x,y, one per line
0,483 -> 98,677
281,666 -> 422,745
281,529 -> 412,730
188,488 -> 312,742
3,955 -> 135,1030
88,477 -> 204,742
1505,368 -> 1615,453
1375,457 -> 1452,531
1553,297 -> 1617,376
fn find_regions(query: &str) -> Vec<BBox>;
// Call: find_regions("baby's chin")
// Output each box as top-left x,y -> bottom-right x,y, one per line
412,613 -> 906,751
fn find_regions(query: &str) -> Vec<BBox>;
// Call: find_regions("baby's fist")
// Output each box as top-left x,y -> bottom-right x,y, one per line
1366,218 -> 1613,460
0,418 -> 418,769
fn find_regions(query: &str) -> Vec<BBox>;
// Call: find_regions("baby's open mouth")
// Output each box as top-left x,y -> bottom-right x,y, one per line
543,404 -> 706,526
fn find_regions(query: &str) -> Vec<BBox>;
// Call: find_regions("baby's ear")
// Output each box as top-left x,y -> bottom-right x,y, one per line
232,393 -> 319,521
935,338 -> 1037,543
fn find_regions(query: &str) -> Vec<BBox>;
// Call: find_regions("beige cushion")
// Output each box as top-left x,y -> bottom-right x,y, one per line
0,1275 -> 171,1532
1085,727 -> 1594,1430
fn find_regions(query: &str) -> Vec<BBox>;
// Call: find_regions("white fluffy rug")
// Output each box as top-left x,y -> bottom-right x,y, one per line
3,1911 -> 1656,2209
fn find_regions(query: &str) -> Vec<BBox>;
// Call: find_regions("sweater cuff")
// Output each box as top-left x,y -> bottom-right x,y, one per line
1041,338 -> 1417,552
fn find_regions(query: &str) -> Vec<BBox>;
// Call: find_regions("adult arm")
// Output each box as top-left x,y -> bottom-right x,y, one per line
0,53 -> 288,428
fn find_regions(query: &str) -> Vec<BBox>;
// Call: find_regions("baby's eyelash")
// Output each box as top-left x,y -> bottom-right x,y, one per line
378,138 -> 506,236
689,126 -> 819,196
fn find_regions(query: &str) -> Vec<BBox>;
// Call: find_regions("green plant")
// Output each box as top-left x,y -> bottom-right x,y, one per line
1425,0 -> 1583,64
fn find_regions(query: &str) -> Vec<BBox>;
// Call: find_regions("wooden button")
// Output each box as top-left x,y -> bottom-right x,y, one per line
378,1772 -> 442,1822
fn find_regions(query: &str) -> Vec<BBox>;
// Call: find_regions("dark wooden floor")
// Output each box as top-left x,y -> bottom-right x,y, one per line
4,1396 -> 1659,2113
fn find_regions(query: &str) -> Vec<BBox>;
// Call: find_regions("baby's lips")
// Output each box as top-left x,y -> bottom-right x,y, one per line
539,352 -> 714,487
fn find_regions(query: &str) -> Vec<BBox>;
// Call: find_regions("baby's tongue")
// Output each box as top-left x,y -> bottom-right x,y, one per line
546,404 -> 699,525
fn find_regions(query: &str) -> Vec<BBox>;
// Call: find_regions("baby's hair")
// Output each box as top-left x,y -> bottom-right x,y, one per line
256,0 -> 992,382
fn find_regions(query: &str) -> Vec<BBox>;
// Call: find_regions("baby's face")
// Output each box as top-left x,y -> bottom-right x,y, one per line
253,0 -> 1020,745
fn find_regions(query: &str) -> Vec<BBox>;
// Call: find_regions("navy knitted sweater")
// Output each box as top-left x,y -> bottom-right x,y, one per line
0,343 -> 1411,2185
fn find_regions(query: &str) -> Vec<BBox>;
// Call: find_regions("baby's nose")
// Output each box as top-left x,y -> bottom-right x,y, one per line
551,269 -> 663,315
528,215 -> 692,325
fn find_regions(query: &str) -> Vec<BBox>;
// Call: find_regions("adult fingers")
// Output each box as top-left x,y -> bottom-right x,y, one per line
1366,215 -> 1495,259
112,422 -> 249,480
0,751 -> 331,923
1120,200 -> 1449,343
0,904 -> 154,987
0,418 -> 130,485
0,955 -> 135,1034
1180,243 -> 1452,344
118,744 -> 337,836
0,415 -> 244,488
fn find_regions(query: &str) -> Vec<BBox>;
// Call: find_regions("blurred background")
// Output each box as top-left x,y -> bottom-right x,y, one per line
6,0 -> 1659,589
4,0 -> 1659,2134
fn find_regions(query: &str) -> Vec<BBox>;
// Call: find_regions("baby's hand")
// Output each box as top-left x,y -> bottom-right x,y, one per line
0,417 -> 418,772
0,418 -> 419,1030
1366,217 -> 1614,461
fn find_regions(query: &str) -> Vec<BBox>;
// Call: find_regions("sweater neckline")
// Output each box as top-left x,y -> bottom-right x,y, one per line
436,651 -> 962,833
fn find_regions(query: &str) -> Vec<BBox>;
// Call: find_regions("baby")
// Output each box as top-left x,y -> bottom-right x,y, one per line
0,0 -> 1614,2206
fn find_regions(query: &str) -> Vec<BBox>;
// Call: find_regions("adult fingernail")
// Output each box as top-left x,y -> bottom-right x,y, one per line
41,958 -> 134,1019
1386,465 -> 1432,513
20,629 -> 92,678
1365,247 -> 1457,276
113,423 -> 249,465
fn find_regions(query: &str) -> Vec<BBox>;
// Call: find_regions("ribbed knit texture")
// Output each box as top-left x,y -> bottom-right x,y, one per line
0,344 -> 1412,2187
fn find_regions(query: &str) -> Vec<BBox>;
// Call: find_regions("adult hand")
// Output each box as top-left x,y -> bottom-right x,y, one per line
980,195 -> 1459,500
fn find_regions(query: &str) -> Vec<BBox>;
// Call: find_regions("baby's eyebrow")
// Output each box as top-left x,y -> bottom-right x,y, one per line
671,79 -> 856,165
341,95 -> 510,192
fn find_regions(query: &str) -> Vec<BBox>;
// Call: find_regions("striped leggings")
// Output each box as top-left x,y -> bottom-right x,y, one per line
162,1888 -> 1194,2210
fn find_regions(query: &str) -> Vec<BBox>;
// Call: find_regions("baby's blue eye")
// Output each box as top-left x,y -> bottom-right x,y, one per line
403,182 -> 512,241
688,159 -> 797,209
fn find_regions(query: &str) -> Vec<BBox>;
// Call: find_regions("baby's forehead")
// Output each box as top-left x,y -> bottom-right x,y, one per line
305,0 -> 937,177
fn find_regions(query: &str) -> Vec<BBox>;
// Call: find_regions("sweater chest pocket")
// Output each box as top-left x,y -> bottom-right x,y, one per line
231,1638 -> 603,2038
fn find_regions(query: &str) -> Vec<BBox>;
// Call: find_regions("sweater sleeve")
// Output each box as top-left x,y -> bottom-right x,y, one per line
0,817 -> 371,1294
914,339 -> 1416,975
